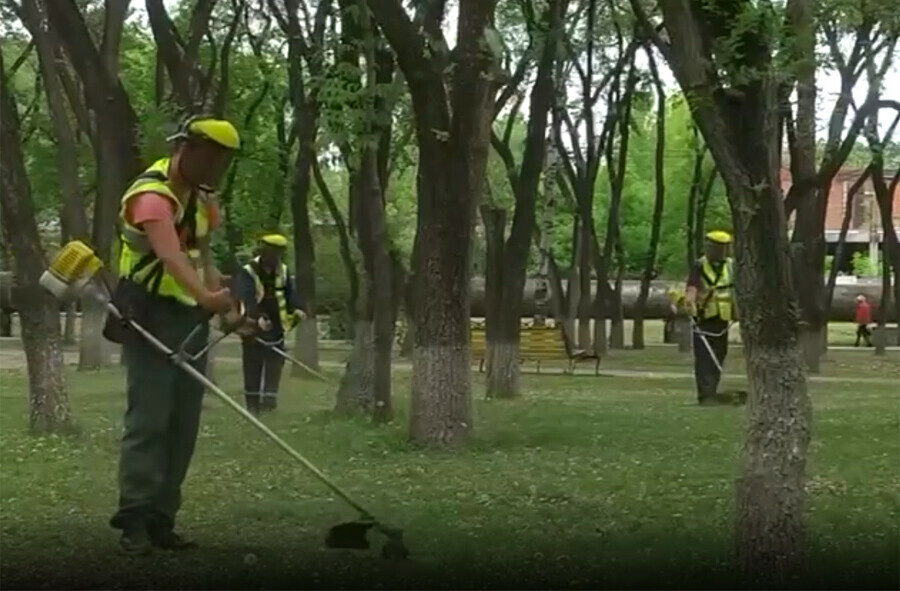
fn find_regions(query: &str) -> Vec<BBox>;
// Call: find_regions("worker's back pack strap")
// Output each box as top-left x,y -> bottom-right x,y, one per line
699,258 -> 732,291
125,169 -> 199,297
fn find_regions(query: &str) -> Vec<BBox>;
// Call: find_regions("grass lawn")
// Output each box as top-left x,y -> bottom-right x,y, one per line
0,353 -> 898,589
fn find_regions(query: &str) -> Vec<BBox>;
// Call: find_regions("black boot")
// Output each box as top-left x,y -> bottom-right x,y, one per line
261,393 -> 277,412
244,393 -> 261,416
119,522 -> 152,556
148,525 -> 198,551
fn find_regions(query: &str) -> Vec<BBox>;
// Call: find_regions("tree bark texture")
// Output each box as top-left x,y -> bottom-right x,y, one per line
824,168 -> 871,313
0,48 -> 72,434
288,64 -> 320,376
641,0 -> 813,582
872,162 -> 900,354
480,205 -> 520,399
331,2 -> 395,422
632,47 -> 666,350
594,64 -> 637,354
369,0 -> 499,446
275,0 -> 329,376
482,0 -> 563,398
45,0 -> 142,370
785,0 -> 824,374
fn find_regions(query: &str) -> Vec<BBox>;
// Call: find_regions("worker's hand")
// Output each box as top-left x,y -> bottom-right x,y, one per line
219,299 -> 247,331
291,309 -> 306,327
258,315 -> 273,332
686,300 -> 698,318
199,288 -> 232,313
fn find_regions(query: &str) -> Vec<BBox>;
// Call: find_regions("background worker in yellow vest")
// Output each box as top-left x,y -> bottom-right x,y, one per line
106,115 -> 240,555
685,230 -> 736,405
235,234 -> 304,415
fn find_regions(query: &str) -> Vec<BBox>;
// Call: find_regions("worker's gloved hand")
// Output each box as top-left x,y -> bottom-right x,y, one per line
686,300 -> 698,318
258,315 -> 273,332
291,309 -> 306,328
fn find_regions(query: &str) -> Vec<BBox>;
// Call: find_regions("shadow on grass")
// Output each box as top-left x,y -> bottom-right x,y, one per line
1,530 -> 896,590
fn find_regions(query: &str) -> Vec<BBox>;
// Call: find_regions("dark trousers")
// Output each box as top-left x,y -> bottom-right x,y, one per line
855,323 -> 873,347
110,299 -> 208,534
692,317 -> 729,402
241,337 -> 286,414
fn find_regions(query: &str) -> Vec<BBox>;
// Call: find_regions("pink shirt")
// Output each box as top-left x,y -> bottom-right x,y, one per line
126,192 -> 222,232
125,191 -> 221,253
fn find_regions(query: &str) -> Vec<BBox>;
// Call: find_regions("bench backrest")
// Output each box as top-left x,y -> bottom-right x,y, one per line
470,323 -> 569,359
520,325 -> 568,358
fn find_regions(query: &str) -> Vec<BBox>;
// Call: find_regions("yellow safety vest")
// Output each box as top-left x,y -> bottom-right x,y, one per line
117,158 -> 210,307
698,255 -> 734,321
244,257 -> 292,329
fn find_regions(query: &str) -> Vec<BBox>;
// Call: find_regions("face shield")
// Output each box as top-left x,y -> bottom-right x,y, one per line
705,241 -> 728,262
259,245 -> 286,269
177,137 -> 236,191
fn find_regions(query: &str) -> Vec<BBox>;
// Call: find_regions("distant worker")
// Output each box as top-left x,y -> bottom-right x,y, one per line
235,234 -> 304,415
854,294 -> 873,347
108,115 -> 240,554
685,230 -> 736,405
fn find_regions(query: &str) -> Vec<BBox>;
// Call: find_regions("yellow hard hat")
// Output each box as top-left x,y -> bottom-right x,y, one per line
705,230 -> 733,244
168,115 -> 241,150
260,233 -> 288,248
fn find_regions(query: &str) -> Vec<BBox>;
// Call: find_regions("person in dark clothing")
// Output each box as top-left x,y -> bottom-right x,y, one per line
685,230 -> 737,405
235,234 -> 304,414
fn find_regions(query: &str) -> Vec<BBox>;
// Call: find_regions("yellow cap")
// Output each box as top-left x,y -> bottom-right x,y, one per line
260,234 -> 288,247
168,115 -> 241,150
705,230 -> 732,244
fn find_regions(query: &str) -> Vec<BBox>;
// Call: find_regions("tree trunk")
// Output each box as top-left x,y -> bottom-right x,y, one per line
360,148 -> 395,424
63,303 -> 77,345
640,1 -> 813,581
609,252 -> 626,349
331,6 -> 395,422
338,145 -> 396,421
289,108 -> 320,375
785,0 -> 824,374
694,166 -> 717,255
408,155 -> 479,445
335,319 -> 375,415
534,137 -> 557,326
730,178 -> 811,583
0,48 -> 72,433
686,130 -> 704,269
824,168 -> 871,312
872,165 -> 899,356
45,0 -> 143,370
633,49 -> 666,350
481,205 -> 520,399
484,0 -> 562,392
370,0 -> 498,446
576,220 -> 593,350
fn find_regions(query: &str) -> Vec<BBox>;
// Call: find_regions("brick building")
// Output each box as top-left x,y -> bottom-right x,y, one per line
781,167 -> 900,274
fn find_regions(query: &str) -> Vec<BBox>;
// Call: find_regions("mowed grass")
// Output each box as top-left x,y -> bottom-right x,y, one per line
0,355 -> 898,589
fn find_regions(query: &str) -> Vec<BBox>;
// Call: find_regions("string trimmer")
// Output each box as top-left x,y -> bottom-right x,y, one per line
253,316 -> 337,388
39,240 -> 409,559
689,317 -> 748,405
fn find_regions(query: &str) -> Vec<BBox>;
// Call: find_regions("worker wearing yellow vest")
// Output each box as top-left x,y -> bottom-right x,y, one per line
105,115 -> 240,555
685,230 -> 736,405
235,234 -> 304,415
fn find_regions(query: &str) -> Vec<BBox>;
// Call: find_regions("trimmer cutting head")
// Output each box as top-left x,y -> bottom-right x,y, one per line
324,521 -> 409,560
325,521 -> 374,550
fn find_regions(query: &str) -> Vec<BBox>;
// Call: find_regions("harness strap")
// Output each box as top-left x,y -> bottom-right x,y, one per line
124,169 -> 199,296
